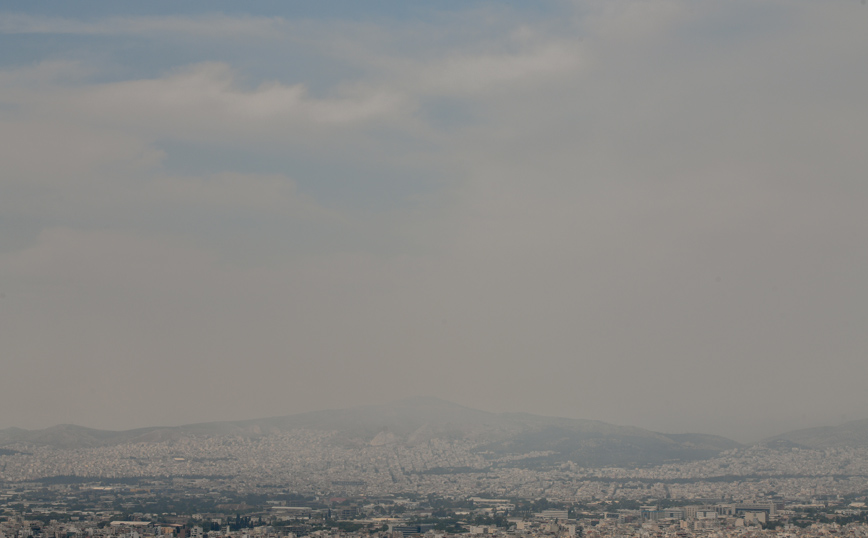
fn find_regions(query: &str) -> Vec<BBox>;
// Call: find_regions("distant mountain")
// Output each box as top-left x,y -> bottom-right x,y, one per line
0,397 -> 742,467
763,418 -> 868,449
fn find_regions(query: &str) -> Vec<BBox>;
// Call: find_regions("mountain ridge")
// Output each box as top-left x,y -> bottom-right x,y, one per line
0,397 -> 743,467
762,418 -> 868,449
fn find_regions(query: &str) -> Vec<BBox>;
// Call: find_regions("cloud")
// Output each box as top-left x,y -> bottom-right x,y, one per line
0,60 -> 94,87
0,13 -> 287,39
143,173 -> 333,216
0,119 -> 163,187
405,41 -> 584,97
5,62 -> 406,140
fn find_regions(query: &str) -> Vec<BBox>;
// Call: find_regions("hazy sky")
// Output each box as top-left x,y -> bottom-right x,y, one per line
1,0 -> 867,443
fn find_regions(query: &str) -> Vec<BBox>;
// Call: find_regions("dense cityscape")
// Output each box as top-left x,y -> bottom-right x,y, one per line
4,420 -> 868,538
2,466 -> 868,538
3,434 -> 868,500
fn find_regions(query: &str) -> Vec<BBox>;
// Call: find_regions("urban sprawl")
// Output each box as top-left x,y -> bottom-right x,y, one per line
3,432 -> 868,538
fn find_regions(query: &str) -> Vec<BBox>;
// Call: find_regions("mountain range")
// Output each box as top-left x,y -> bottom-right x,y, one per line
1,398 -> 865,468
763,418 -> 868,449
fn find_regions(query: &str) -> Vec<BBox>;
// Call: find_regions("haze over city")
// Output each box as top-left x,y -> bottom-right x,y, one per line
1,0 -> 867,444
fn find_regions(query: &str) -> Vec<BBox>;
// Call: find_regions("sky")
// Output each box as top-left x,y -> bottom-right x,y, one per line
1,0 -> 867,444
